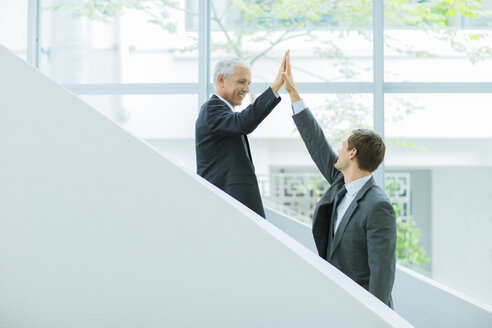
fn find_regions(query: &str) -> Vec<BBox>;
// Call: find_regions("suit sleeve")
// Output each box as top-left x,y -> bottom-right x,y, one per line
206,87 -> 280,136
366,200 -> 397,305
292,108 -> 341,184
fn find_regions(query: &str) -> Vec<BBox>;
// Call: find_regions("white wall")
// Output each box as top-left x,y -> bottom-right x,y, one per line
0,45 -> 411,327
432,167 -> 492,306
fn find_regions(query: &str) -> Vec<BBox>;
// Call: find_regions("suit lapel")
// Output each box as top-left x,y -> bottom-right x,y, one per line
329,176 -> 376,260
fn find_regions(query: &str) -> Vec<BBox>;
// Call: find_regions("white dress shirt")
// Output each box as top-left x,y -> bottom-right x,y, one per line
292,99 -> 307,114
334,175 -> 372,233
214,93 -> 234,110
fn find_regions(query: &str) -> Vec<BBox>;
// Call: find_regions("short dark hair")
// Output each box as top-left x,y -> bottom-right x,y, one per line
347,129 -> 386,172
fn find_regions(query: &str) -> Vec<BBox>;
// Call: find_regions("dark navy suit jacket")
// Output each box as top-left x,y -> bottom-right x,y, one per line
195,87 -> 281,217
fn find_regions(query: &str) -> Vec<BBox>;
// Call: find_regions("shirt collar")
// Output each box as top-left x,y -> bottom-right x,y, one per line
214,93 -> 234,110
344,175 -> 372,197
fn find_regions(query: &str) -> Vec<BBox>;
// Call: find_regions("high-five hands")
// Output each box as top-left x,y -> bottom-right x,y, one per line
270,50 -> 301,103
270,51 -> 288,93
282,50 -> 301,103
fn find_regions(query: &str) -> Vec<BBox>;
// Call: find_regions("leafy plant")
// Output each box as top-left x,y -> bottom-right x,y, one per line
396,216 -> 430,266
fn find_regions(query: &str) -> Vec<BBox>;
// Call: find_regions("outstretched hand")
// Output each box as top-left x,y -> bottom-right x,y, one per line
270,51 -> 288,93
282,50 -> 301,103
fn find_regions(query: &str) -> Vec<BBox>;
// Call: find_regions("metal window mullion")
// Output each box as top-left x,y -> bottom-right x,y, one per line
250,82 -> 374,94
384,82 -> 492,93
27,0 -> 40,67
62,82 -> 492,96
373,0 -> 385,188
65,82 -> 375,96
198,0 -> 210,106
64,83 -> 200,95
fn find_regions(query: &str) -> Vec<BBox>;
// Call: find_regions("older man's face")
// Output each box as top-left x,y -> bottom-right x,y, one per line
219,65 -> 251,107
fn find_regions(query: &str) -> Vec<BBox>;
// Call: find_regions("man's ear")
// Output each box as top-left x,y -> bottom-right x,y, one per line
348,148 -> 357,160
217,74 -> 226,88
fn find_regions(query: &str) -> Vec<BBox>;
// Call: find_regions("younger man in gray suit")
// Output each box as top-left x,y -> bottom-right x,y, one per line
282,51 -> 397,307
195,53 -> 287,218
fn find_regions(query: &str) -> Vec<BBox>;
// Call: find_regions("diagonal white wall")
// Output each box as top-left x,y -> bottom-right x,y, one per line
0,44 -> 412,327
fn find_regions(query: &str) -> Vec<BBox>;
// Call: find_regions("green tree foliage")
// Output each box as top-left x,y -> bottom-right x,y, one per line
396,216 -> 430,266
386,176 -> 430,266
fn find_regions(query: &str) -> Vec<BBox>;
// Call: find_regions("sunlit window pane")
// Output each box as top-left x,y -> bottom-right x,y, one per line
0,0 -> 27,60
210,0 -> 373,84
40,0 -> 198,83
384,1 -> 492,82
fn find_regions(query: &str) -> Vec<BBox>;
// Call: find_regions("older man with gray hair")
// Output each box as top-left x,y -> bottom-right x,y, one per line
195,52 -> 287,217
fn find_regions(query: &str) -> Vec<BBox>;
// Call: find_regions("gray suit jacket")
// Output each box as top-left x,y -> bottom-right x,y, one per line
195,87 -> 281,218
293,108 -> 397,307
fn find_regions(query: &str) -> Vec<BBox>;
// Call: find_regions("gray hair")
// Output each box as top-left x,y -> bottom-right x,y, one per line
213,56 -> 251,88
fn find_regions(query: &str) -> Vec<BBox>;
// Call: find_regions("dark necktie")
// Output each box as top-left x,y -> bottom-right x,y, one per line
335,186 -> 347,208
331,186 -> 347,237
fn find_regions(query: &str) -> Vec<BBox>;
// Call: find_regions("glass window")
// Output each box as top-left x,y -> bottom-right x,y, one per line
237,92 -> 373,143
40,0 -> 198,83
210,0 -> 373,84
384,1 -> 492,82
0,0 -> 27,59
385,93 -> 492,306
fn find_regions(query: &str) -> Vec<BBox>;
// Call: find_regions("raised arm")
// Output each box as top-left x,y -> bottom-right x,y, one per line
282,50 -> 341,184
292,109 -> 341,184
206,88 -> 280,136
206,51 -> 287,136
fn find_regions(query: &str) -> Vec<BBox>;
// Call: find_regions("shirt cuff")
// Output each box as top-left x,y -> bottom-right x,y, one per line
292,99 -> 307,115
272,88 -> 280,98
